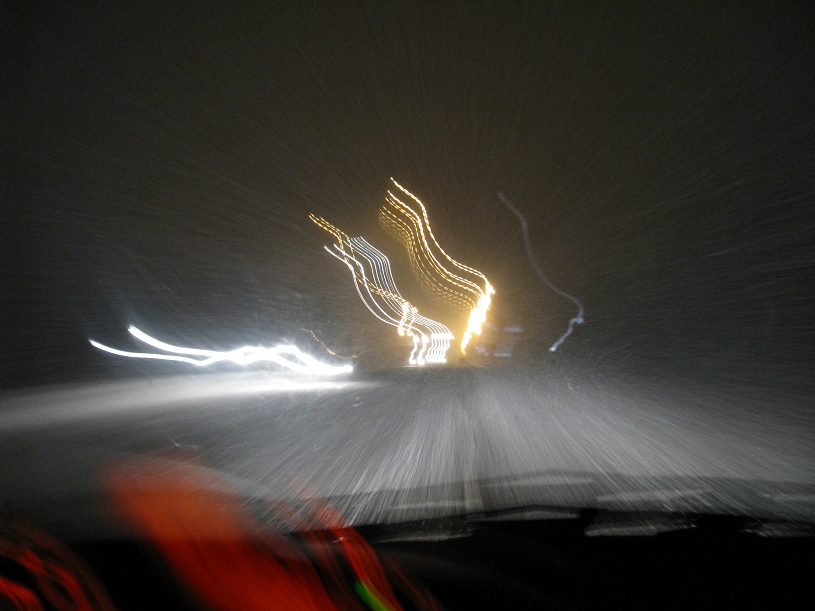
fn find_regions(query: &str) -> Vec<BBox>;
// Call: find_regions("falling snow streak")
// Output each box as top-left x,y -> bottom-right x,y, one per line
379,180 -> 494,354
310,215 -> 453,365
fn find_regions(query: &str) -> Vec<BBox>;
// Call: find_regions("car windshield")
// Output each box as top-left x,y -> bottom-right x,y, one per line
3,0 -> 814,542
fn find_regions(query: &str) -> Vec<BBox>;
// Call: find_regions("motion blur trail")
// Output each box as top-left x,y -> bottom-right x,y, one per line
498,192 -> 584,352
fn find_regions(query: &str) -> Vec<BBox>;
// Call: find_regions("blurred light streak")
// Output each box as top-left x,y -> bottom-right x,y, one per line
299,329 -> 357,361
322,241 -> 451,365
89,326 -> 353,375
497,192 -> 584,351
352,237 -> 453,364
379,180 -> 494,354
310,215 -> 453,365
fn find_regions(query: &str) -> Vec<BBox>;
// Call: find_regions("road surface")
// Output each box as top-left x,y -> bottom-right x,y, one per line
1,365 -> 813,539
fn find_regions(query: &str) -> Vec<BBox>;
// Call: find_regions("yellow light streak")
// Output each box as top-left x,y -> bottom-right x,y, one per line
380,206 -> 474,309
299,329 -> 357,361
379,180 -> 494,354
384,193 -> 483,300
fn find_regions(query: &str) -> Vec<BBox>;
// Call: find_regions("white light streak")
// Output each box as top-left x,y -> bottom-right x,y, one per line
90,327 -> 353,375
352,237 -> 453,364
310,215 -> 453,365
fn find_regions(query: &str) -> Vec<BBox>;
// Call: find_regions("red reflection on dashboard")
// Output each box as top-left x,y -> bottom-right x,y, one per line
0,520 -> 117,611
103,455 -> 439,611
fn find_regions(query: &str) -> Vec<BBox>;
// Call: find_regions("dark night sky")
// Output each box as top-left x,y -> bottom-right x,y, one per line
3,2 -> 814,388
